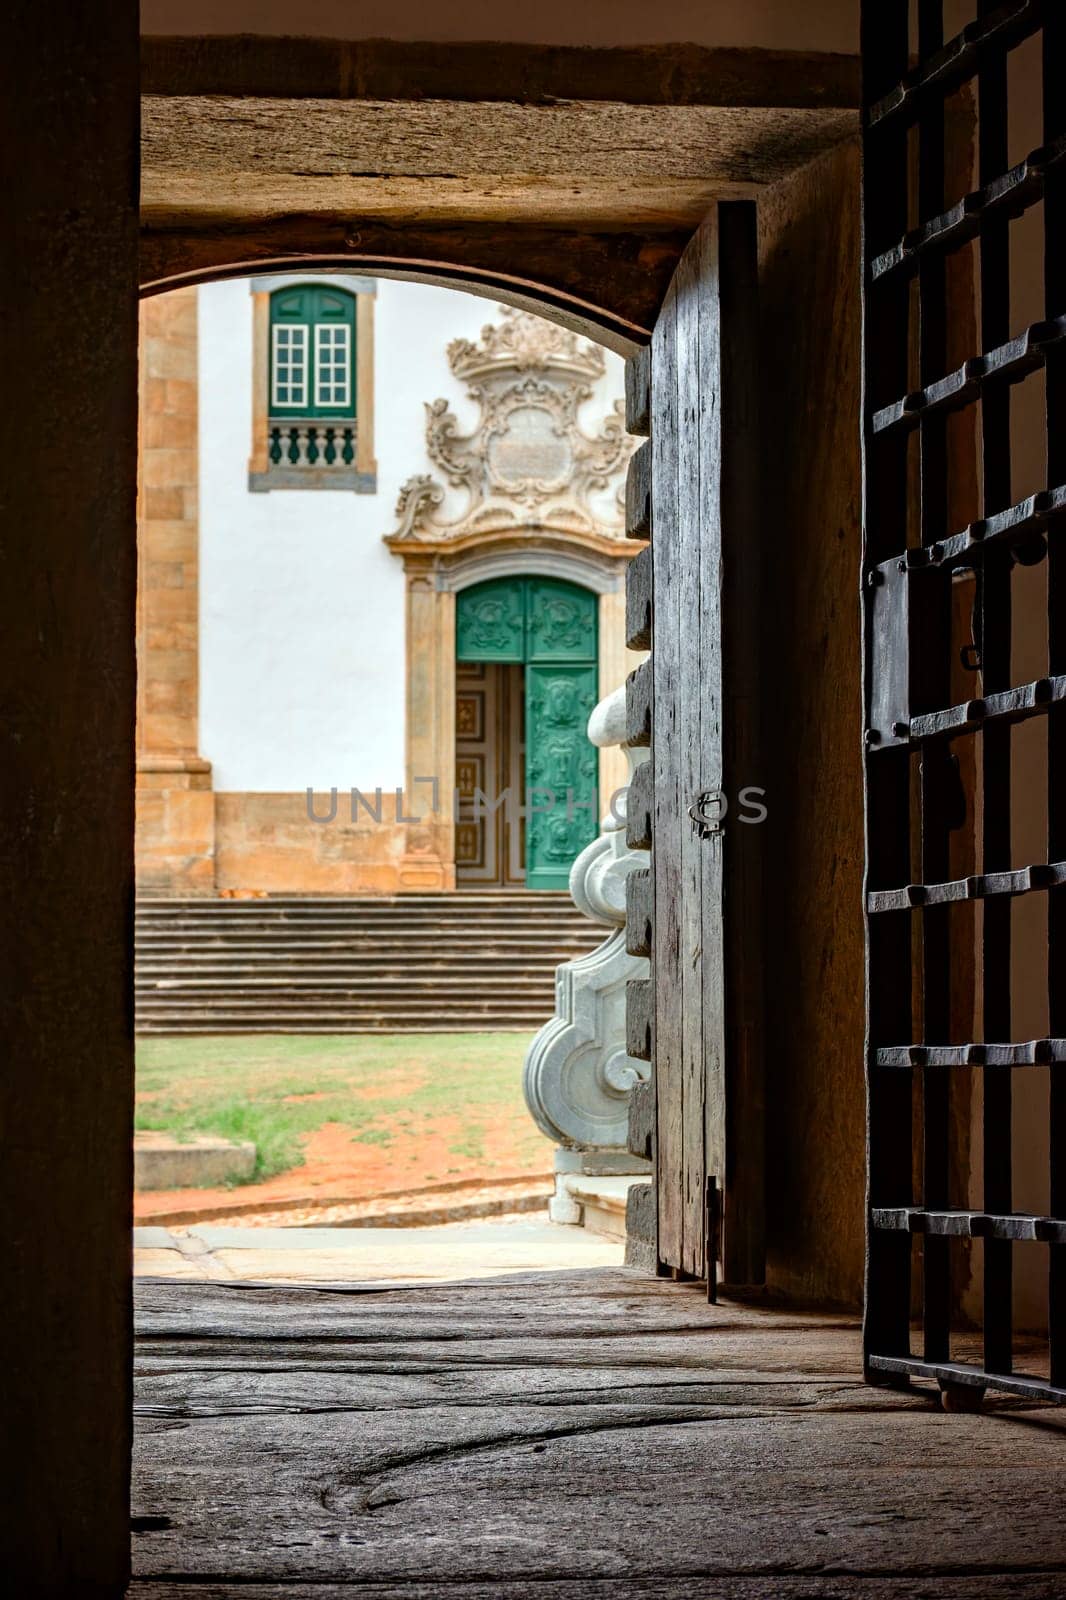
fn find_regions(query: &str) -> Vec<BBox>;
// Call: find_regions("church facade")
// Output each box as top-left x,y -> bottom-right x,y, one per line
136,280 -> 636,896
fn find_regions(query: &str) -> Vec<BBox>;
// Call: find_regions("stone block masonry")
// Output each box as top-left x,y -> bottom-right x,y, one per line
137,288 -> 216,894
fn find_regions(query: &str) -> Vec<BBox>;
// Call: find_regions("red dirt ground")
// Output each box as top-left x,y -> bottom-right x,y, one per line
134,1116 -> 555,1224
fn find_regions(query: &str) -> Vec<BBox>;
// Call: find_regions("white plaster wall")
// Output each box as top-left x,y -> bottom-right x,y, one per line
198,276 -> 625,791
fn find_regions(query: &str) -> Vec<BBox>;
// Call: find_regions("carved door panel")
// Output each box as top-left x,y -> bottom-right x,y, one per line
455,662 -> 502,884
504,665 -> 526,885
456,661 -> 525,887
624,204 -> 765,1292
526,577 -> 598,664
525,663 -> 599,890
455,578 -> 525,663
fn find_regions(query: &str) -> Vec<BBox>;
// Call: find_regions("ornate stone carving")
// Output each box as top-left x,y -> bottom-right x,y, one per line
384,307 -> 633,551
523,685 -> 651,1177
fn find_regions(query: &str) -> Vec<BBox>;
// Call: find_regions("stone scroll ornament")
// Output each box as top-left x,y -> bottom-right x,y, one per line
386,306 -> 631,545
522,685 -> 650,1152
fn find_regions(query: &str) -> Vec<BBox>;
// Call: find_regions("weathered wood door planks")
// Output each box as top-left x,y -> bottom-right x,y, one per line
625,205 -> 765,1289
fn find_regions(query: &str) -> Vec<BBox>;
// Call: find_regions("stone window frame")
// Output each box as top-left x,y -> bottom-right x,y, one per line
247,273 -> 377,493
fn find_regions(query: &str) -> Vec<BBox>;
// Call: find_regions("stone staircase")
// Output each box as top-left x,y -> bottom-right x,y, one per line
135,892 -> 602,1034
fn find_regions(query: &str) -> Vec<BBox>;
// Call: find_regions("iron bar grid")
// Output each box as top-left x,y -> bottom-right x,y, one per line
863,0 -> 1065,1405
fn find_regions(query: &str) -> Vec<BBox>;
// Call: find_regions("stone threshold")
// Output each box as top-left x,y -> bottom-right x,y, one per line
557,1173 -> 645,1241
133,1215 -> 624,1284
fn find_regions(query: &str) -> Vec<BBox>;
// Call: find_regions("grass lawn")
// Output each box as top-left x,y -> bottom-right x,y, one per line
135,1033 -> 551,1188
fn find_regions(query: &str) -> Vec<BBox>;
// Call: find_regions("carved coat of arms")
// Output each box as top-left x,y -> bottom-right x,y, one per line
386,307 -> 632,547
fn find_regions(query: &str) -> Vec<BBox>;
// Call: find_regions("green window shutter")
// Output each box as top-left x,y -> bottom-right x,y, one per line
269,285 -> 356,420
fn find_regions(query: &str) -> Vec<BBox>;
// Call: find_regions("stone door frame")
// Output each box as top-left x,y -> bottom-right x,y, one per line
392,534 -> 631,889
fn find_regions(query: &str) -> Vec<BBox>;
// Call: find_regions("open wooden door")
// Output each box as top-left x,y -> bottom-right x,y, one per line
624,205 -> 766,1293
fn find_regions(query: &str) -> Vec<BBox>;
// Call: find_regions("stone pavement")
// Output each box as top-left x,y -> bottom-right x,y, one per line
133,1214 -> 625,1284
130,1269 -> 1066,1596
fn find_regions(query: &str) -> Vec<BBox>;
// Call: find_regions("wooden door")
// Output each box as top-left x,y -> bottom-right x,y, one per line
455,661 -> 524,887
525,578 -> 599,890
624,204 -> 766,1291
456,576 -> 598,889
525,662 -> 599,889
862,2 -> 1066,1406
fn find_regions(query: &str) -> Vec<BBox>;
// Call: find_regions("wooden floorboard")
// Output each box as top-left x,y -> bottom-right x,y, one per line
132,1268 -> 1066,1596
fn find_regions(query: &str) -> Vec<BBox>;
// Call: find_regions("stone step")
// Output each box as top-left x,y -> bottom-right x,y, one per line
134,919 -> 593,936
133,985 -> 557,998
556,1175 -> 646,1241
136,909 -> 592,920
136,1011 -> 550,1024
135,900 -> 584,920
137,1017 -> 552,1031
133,934 -> 592,947
140,985 -> 563,998
136,952 -> 573,970
134,893 -> 596,1034
137,924 -> 592,934
135,985 -> 557,998
136,891 -> 574,904
134,1132 -> 257,1191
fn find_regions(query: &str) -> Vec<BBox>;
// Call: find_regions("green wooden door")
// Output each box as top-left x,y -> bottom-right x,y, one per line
455,576 -> 599,889
454,576 -> 526,662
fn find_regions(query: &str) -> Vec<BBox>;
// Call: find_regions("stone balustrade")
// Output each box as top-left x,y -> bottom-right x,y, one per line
522,682 -> 651,1225
268,422 -> 357,469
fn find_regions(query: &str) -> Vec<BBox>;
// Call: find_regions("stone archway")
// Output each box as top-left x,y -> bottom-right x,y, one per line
9,17 -> 866,1588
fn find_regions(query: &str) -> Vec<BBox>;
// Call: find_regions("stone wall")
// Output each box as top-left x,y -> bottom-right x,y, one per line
137,288 -> 215,893
213,790 -> 453,893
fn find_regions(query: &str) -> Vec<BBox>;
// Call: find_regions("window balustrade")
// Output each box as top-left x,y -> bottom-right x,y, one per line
267,422 -> 357,470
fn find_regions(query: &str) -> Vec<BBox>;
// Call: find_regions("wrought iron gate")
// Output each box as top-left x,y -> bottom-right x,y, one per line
863,0 -> 1066,1403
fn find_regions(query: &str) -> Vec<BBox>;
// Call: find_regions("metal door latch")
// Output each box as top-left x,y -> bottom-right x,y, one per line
689,790 -> 725,839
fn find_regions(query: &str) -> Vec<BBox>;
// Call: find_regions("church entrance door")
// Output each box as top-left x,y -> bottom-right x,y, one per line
455,576 -> 599,889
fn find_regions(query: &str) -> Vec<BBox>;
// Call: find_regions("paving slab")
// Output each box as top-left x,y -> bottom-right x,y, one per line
135,1217 -> 624,1284
133,1248 -> 212,1281
134,1226 -> 182,1250
131,1270 -> 1066,1594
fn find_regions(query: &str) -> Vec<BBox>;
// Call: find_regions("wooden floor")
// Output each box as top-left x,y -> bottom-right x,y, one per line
131,1267 -> 1066,1598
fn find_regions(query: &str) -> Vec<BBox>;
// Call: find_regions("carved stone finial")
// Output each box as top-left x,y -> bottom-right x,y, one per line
447,306 -> 606,385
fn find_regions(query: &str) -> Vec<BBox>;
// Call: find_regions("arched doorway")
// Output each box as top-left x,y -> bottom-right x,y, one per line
455,575 -> 599,889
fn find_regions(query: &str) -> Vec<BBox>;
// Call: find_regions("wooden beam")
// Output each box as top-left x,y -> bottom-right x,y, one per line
141,36 -> 861,110
139,38 -> 859,335
141,96 -> 858,206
